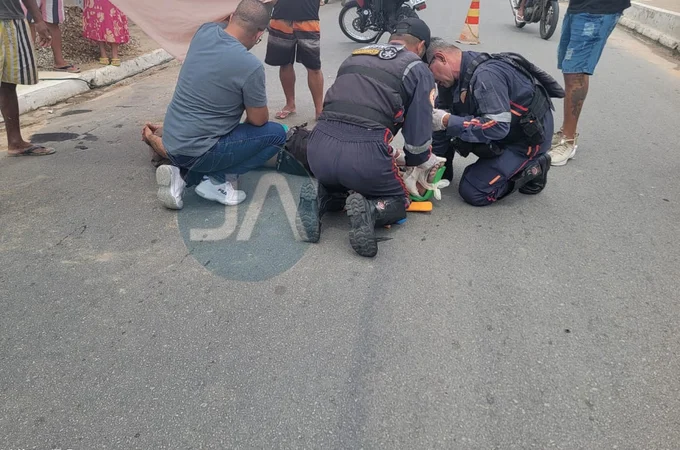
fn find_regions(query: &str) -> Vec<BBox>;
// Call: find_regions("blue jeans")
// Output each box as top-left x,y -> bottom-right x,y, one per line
168,122 -> 287,187
557,12 -> 621,75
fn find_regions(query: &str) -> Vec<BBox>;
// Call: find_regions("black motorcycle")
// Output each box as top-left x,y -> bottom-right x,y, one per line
510,0 -> 559,40
339,0 -> 427,43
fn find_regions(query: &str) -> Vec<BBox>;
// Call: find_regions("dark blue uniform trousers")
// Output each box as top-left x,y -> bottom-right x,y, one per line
433,112 -> 554,206
307,120 -> 408,199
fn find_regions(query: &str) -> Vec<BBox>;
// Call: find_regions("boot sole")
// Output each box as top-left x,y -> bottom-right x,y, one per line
346,193 -> 378,258
296,183 -> 320,243
156,166 -> 183,210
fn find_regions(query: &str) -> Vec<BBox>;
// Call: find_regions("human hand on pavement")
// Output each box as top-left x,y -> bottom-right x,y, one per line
34,21 -> 52,48
432,109 -> 450,132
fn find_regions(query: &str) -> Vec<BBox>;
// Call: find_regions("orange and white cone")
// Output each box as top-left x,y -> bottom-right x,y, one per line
456,0 -> 480,45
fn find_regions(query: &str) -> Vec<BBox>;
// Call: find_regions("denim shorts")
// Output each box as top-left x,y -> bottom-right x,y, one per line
557,12 -> 621,75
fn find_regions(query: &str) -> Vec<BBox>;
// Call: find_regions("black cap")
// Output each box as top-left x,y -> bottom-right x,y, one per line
393,18 -> 431,49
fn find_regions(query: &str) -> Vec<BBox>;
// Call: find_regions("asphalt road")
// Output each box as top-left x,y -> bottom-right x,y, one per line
2,1 -> 680,448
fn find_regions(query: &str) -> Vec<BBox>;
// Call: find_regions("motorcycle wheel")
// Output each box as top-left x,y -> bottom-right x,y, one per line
339,4 -> 381,43
509,0 -> 526,28
540,0 -> 559,40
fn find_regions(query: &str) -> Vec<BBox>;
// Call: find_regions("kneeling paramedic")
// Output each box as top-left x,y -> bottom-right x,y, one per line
426,38 -> 564,206
296,18 -> 443,258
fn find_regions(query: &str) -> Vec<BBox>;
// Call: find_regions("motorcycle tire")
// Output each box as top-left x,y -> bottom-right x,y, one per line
509,0 -> 526,28
540,0 -> 559,40
339,3 -> 381,43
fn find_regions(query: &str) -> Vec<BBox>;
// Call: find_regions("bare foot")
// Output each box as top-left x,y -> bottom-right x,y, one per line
7,142 -> 56,157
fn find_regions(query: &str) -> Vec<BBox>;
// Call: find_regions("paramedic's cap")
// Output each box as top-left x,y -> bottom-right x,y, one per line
394,18 -> 431,49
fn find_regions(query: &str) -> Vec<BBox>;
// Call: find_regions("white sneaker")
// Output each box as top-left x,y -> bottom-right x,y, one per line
551,129 -> 579,147
549,139 -> 578,166
156,165 -> 185,210
552,129 -> 564,147
195,178 -> 246,206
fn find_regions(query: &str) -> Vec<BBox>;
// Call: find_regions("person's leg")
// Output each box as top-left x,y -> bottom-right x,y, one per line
295,21 -> 324,119
517,0 -> 527,21
551,12 -> 621,166
459,145 -> 541,206
432,129 -> 455,182
264,19 -> 297,119
279,64 -> 296,115
333,126 -> 407,257
110,44 -> 121,66
297,125 -> 348,243
98,42 -> 108,62
1,19 -> 54,156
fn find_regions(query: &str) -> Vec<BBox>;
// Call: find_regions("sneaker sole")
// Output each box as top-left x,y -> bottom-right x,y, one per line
550,145 -> 577,167
156,166 -> 183,210
346,193 -> 378,258
296,183 -> 321,243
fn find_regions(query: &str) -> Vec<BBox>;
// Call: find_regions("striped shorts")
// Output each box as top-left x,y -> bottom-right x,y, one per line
0,19 -> 39,86
23,0 -> 65,25
265,19 -> 321,70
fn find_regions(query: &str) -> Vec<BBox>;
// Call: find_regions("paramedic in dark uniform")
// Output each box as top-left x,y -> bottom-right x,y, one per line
426,37 -> 560,207
296,18 -> 441,258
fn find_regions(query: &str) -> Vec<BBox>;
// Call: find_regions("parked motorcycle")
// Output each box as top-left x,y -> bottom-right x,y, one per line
509,0 -> 559,40
339,0 -> 427,43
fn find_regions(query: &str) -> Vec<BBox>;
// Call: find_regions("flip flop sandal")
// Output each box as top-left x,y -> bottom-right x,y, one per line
275,109 -> 296,120
53,64 -> 81,73
99,57 -> 110,65
8,144 -> 56,157
111,58 -> 121,67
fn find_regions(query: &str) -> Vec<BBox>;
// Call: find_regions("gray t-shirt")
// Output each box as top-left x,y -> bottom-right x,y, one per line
0,0 -> 26,20
163,22 -> 267,157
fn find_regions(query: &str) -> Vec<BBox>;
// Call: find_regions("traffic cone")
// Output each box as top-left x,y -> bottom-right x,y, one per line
456,0 -> 480,45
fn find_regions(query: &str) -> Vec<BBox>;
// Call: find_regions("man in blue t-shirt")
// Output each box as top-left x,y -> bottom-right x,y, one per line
148,0 -> 287,210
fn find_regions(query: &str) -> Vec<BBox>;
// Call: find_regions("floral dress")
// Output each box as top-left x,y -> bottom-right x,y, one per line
82,0 -> 130,44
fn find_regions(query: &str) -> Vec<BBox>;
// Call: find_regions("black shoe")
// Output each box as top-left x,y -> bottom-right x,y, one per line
346,193 -> 379,258
346,194 -> 406,258
296,182 -> 321,243
519,153 -> 551,195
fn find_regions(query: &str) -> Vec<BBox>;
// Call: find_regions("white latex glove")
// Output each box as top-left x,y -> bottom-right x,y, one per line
401,154 -> 447,198
432,109 -> 450,132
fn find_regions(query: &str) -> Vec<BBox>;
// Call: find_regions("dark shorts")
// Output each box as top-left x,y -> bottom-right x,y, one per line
307,120 -> 407,199
557,12 -> 621,75
265,19 -> 321,70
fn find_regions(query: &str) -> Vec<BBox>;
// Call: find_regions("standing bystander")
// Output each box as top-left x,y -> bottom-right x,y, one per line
83,0 -> 130,67
549,0 -> 631,166
1,0 -> 55,156
265,0 -> 324,120
24,0 -> 80,73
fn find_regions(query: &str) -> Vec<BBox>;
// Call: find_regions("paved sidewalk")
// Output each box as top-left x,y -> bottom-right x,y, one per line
635,0 -> 680,13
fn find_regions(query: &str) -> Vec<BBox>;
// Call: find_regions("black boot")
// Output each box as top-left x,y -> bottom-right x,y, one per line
296,182 -> 347,243
346,193 -> 406,258
518,153 -> 551,195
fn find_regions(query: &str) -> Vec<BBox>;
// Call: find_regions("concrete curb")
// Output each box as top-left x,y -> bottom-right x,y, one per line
619,2 -> 680,52
16,48 -> 174,117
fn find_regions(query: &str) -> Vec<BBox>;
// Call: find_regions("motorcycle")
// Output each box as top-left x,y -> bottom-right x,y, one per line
509,0 -> 559,40
339,0 -> 427,43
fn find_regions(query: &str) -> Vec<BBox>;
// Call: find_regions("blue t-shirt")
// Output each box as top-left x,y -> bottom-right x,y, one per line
163,23 -> 267,157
